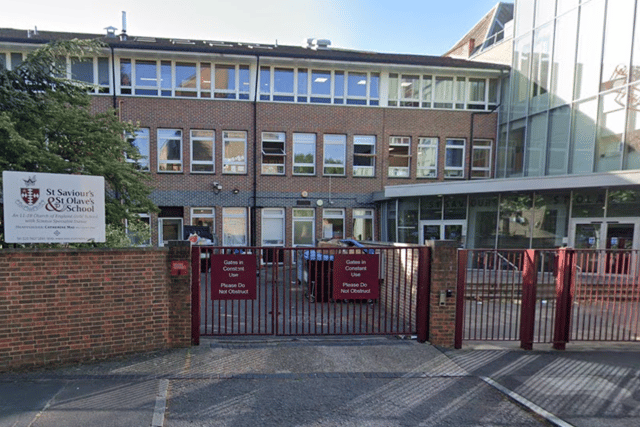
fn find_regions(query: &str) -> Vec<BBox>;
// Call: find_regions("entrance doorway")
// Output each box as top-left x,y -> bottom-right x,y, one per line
569,218 -> 639,273
420,220 -> 466,247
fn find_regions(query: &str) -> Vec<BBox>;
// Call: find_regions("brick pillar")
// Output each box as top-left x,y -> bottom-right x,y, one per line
427,240 -> 458,347
167,241 -> 192,348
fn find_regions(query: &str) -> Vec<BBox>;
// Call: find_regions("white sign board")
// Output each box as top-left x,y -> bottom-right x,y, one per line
2,171 -> 106,243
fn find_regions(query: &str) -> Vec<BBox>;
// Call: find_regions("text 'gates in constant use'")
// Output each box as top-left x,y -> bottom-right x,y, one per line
210,254 -> 257,300
333,254 -> 380,300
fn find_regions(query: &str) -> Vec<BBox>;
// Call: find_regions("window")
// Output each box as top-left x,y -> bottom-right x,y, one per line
174,62 -> 197,97
126,214 -> 151,246
125,128 -> 150,171
190,130 -> 214,173
297,68 -> 308,102
222,131 -> 247,174
388,136 -> 411,177
293,133 -> 316,175
445,138 -> 465,178
323,209 -> 345,239
158,217 -> 183,247
311,70 -> 331,103
135,60 -> 158,96
191,208 -> 215,238
262,208 -> 285,246
417,137 -> 438,178
421,75 -> 433,108
323,134 -> 346,175
472,140 -> 492,179
262,132 -> 285,175
222,208 -> 247,246
352,209 -> 374,241
158,129 -> 183,172
273,68 -> 294,101
434,77 -> 454,109
353,135 -> 376,177
347,72 -> 367,104
468,78 -> 487,110
0,53 -> 5,70
70,57 -> 110,93
293,209 -> 315,246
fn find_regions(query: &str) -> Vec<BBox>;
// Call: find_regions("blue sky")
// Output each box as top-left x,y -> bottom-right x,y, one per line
4,0 -> 507,55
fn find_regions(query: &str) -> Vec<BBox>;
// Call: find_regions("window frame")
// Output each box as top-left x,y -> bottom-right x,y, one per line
417,137 -> 439,178
158,217 -> 183,247
125,128 -> 150,172
471,139 -> 493,179
353,135 -> 376,177
323,134 -> 347,176
445,138 -> 466,179
352,208 -> 374,241
191,207 -> 215,239
292,208 -> 315,247
190,130 -> 215,173
261,132 -> 286,175
222,130 -> 247,174
157,129 -> 183,173
388,136 -> 411,178
293,133 -> 316,175
222,207 -> 248,246
261,208 -> 285,246
322,209 -> 345,239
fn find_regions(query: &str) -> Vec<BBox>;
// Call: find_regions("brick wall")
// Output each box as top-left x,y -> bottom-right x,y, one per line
426,240 -> 458,347
0,246 -> 191,372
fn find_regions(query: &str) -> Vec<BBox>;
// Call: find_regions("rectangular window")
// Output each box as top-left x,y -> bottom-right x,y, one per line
417,137 -> 438,178
293,133 -> 316,175
297,68 -> 308,102
445,138 -> 465,178
125,128 -> 150,171
323,134 -> 346,175
369,73 -> 380,105
273,68 -> 294,101
262,132 -> 285,175
352,209 -> 374,241
222,131 -> 247,174
127,214 -> 151,246
468,78 -> 486,110
333,71 -> 344,104
175,62 -> 197,97
160,61 -> 171,96
311,70 -> 331,103
400,74 -> 420,107
259,66 -> 271,101
0,53 -> 5,70
157,129 -> 182,172
71,57 -> 94,84
200,63 -> 211,98
158,217 -> 183,247
120,58 -> 132,94
190,130 -> 214,173
238,65 -> 250,99
214,64 -> 236,99
434,76 -> 454,109
323,209 -> 345,239
471,140 -> 492,179
135,60 -> 158,96
222,207 -> 247,246
388,136 -> 411,177
293,208 -> 315,246
262,208 -> 285,246
347,72 -> 367,104
353,135 -> 376,177
191,207 -> 215,238
422,75 -> 433,108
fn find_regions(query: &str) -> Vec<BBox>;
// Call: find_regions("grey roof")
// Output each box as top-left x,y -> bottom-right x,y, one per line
0,28 -> 509,71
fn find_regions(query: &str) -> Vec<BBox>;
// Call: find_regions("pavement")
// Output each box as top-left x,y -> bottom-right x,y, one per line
1,337 -> 639,427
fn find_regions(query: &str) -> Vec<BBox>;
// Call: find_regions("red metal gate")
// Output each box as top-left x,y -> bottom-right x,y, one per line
191,246 -> 429,342
455,249 -> 640,349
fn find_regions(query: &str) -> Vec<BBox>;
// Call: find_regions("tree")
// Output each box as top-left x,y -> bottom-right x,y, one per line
0,39 -> 157,246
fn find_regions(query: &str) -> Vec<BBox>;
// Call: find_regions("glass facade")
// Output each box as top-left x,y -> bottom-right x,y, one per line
498,0 -> 640,177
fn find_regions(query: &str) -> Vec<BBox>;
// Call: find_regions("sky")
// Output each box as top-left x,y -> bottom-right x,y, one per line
3,0 -> 507,56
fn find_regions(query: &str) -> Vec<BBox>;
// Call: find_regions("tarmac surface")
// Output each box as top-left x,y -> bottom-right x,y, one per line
1,337 -> 639,426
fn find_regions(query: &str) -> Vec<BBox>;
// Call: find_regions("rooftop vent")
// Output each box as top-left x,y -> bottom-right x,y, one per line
171,38 -> 195,45
207,40 -> 234,47
105,26 -> 118,38
135,36 -> 156,43
247,43 -> 273,50
305,38 -> 331,50
120,11 -> 127,41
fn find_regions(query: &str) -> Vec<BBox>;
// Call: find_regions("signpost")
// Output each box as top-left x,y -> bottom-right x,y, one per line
333,254 -> 380,300
210,254 -> 257,300
2,171 -> 106,243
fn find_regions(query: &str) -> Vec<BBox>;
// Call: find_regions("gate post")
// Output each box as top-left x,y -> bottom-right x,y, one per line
553,248 -> 574,350
191,246 -> 201,346
416,246 -> 431,343
455,250 -> 468,349
426,240 -> 458,347
167,241 -> 192,348
520,250 -> 538,350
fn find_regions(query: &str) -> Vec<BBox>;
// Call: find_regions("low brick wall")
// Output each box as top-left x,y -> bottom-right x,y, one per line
0,246 -> 190,372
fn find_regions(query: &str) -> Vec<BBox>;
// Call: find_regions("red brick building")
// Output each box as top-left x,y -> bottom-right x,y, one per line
0,28 -> 507,248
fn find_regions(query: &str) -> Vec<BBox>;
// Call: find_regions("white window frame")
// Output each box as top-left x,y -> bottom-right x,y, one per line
323,134 -> 347,176
417,137 -> 438,178
157,129 -> 183,173
126,213 -> 151,246
310,69 -> 332,104
434,76 -> 455,109
125,128 -> 150,172
322,209 -> 345,239
293,133 -> 316,175
352,208 -> 374,241
190,130 -> 215,173
158,217 -> 183,247
388,136 -> 411,178
445,138 -> 466,179
69,56 -> 111,94
222,131 -> 247,174
222,207 -> 247,246
261,208 -> 285,246
472,139 -> 493,179
353,135 -> 376,177
261,132 -> 286,175
214,63 -> 250,100
292,208 -> 315,247
191,207 -> 215,236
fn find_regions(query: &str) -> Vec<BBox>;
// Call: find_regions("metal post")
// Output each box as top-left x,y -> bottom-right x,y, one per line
191,246 -> 201,345
520,250 -> 538,350
416,246 -> 431,343
553,248 -> 573,350
455,250 -> 468,349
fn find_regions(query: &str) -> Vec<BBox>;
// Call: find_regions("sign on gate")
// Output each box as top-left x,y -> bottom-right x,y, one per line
333,254 -> 380,300
210,254 -> 257,300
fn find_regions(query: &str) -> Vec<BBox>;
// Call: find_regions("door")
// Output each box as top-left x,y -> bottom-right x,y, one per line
420,220 -> 466,247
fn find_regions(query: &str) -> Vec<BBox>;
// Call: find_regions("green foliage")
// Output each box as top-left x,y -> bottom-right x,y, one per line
0,39 -> 157,246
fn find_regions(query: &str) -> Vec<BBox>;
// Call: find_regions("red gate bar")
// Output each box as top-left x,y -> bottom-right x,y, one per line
520,249 -> 538,350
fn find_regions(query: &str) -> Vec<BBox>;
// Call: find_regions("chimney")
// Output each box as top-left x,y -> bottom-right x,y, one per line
468,38 -> 476,57
120,11 -> 128,41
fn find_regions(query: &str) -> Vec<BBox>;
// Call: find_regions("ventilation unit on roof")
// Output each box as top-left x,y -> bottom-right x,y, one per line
105,26 -> 118,38
171,38 -> 195,45
135,36 -> 156,43
207,40 -> 233,47
247,43 -> 273,50
304,38 -> 331,50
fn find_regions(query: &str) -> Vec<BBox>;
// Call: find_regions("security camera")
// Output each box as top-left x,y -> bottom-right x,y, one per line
213,182 -> 222,194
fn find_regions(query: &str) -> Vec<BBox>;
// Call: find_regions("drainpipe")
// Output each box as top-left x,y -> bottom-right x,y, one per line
251,55 -> 260,247
110,44 -> 117,110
